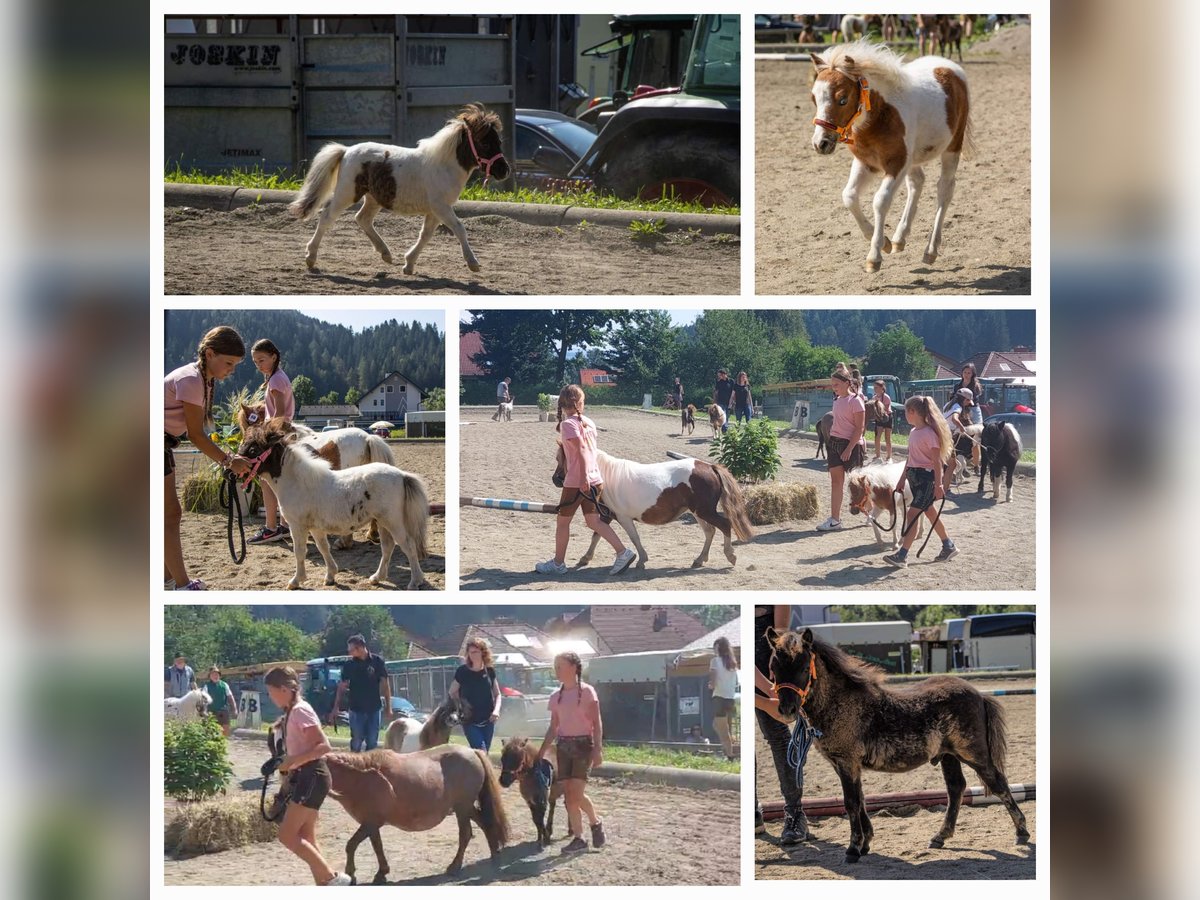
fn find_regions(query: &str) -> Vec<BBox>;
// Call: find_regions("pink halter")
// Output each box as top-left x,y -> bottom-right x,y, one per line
465,124 -> 505,182
241,448 -> 272,492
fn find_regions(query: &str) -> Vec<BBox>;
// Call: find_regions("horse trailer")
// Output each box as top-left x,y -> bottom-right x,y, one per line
165,15 -> 516,178
804,621 -> 915,674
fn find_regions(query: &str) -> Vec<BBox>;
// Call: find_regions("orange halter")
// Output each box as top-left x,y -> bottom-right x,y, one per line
773,654 -> 818,706
813,77 -> 872,146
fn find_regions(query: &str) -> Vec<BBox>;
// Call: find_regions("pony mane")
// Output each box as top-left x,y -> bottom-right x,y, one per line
419,120 -> 467,167
811,636 -> 887,687
817,40 -> 908,99
420,102 -> 501,167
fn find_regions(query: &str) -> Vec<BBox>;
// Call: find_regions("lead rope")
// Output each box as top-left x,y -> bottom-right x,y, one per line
786,712 -> 822,789
220,468 -> 247,564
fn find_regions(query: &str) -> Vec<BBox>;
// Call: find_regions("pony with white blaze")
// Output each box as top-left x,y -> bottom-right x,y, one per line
847,461 -> 924,549
238,403 -> 396,549
289,103 -> 509,274
553,446 -> 754,570
165,688 -> 210,722
238,418 -> 431,590
811,40 -> 973,272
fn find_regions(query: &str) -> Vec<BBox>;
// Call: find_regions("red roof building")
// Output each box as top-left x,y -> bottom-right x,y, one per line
460,331 -> 486,377
554,605 -> 709,655
579,368 -> 616,387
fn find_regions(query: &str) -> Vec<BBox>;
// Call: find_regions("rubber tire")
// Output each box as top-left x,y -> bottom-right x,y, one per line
595,130 -> 739,205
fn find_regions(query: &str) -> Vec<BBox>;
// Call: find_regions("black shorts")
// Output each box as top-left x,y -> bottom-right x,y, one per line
908,467 -> 937,511
288,759 -> 331,810
557,485 -> 612,522
872,413 -> 894,433
713,696 -> 736,718
826,437 -> 865,472
165,433 -> 181,477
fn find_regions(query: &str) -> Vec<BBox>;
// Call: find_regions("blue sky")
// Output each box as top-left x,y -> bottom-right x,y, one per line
307,309 -> 445,332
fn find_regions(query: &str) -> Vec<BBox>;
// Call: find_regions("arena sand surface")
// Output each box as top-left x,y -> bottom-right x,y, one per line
164,207 -> 740,295
755,25 -> 1032,295
755,679 -> 1036,880
173,440 -> 445,591
164,737 -> 740,885
458,408 -> 1035,591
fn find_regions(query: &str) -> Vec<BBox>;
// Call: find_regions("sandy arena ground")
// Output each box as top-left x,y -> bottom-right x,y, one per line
164,737 -> 740,885
458,407 -> 1035,591
756,25 -> 1031,295
171,440 -> 445,591
164,207 -> 740,295
756,678 -> 1036,880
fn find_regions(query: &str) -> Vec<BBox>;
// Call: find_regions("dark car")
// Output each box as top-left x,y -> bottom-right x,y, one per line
513,109 -> 597,190
984,412 -> 1035,450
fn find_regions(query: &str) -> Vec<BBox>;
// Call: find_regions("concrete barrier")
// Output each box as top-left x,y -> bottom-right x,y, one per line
164,183 -> 740,235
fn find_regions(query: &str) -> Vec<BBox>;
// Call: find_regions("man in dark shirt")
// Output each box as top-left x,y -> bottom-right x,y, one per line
331,634 -> 392,752
713,368 -> 735,433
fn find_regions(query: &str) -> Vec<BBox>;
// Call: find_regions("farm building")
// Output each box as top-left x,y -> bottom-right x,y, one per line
578,368 -> 616,388
548,605 -> 709,656
294,404 -> 360,429
360,371 -> 425,422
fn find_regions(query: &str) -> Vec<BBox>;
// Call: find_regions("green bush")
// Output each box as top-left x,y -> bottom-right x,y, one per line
537,393 -> 553,413
165,716 -> 233,801
424,387 -> 446,411
708,418 -> 781,483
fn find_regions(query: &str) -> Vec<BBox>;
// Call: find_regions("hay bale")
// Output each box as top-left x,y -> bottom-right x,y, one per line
165,793 -> 277,855
744,482 -> 819,524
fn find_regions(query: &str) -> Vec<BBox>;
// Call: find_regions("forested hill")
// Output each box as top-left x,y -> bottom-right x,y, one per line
802,310 -> 1033,360
164,309 -> 445,400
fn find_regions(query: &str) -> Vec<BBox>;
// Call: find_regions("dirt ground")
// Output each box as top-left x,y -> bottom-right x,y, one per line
172,441 -> 445,591
756,25 -> 1032,295
458,408 -> 1035,591
164,737 -> 740,885
164,206 -> 740,295
755,679 -> 1036,880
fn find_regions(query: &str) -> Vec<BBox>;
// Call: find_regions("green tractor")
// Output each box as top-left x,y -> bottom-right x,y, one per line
570,13 -> 740,207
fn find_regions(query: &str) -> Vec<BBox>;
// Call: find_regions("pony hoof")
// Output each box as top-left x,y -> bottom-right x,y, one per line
863,259 -> 881,273
402,264 -> 415,275
286,580 -> 301,590
882,238 -> 892,253
349,875 -> 357,886
923,251 -> 938,264
1016,832 -> 1030,845
890,240 -> 905,253
304,257 -> 316,270
844,851 -> 860,864
929,837 -> 945,849
372,873 -> 388,885
381,253 -> 393,264
691,559 -> 705,569
468,262 -> 482,273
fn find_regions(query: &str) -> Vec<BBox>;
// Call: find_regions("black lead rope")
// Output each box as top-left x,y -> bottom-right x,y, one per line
895,484 -> 942,557
219,469 -> 247,565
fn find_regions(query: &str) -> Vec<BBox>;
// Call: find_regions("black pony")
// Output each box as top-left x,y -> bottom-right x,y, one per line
977,421 -> 1022,502
767,627 -> 1029,863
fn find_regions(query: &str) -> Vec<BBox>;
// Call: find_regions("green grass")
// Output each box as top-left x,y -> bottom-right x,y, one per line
459,183 -> 738,216
165,161 -> 304,191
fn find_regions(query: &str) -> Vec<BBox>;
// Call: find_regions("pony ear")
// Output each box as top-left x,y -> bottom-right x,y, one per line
801,628 -> 814,647
811,51 -> 826,70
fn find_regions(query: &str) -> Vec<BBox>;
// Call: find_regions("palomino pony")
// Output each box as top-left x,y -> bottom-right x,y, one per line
237,418 -> 430,589
767,627 -> 1030,863
552,445 -> 755,570
238,402 -> 396,548
498,737 -> 561,847
289,103 -> 509,274
811,40 -> 972,272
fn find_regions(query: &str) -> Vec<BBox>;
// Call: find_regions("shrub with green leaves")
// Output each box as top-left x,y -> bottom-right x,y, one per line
165,716 -> 233,801
537,393 -> 553,413
708,418 -> 781,483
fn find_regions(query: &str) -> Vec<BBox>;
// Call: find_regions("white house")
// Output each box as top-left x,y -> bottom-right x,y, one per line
360,371 -> 425,422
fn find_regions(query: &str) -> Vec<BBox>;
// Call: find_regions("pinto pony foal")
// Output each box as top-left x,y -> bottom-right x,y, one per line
290,104 -> 509,274
811,41 -> 972,272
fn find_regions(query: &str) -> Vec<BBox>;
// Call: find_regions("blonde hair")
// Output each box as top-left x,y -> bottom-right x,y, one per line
555,384 -> 585,431
904,396 -> 953,464
465,637 -> 494,668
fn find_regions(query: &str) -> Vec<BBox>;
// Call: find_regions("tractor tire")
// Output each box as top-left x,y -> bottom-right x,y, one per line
595,130 -> 739,206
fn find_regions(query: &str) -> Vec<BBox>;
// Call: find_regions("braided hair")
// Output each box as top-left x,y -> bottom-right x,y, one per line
555,384 -> 585,432
252,338 -> 282,382
196,326 -> 246,430
555,651 -> 585,705
264,665 -> 300,709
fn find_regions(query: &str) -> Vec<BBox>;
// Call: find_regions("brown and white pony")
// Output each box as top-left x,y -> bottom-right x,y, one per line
708,403 -> 727,438
846,461 -> 923,549
811,40 -> 972,271
553,445 -> 754,570
290,103 -> 509,274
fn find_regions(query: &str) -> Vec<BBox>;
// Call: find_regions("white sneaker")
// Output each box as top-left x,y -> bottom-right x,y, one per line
815,517 -> 842,532
535,559 -> 568,575
324,872 -> 353,886
610,548 -> 636,575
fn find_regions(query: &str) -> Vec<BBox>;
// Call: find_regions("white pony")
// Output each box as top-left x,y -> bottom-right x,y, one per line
239,403 -> 395,549
846,461 -> 924,549
165,688 -> 210,722
289,103 -> 509,274
238,419 -> 431,590
811,40 -> 972,271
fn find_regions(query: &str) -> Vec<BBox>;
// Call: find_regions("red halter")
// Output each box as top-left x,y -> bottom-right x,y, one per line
773,654 -> 818,707
465,125 -> 506,183
240,448 -> 272,492
813,77 -> 872,146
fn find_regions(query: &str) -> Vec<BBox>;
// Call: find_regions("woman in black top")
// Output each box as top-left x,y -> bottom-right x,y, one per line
449,637 -> 502,752
732,372 -> 753,425
754,605 -> 807,847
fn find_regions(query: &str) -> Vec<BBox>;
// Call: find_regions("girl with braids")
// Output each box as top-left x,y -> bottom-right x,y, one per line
536,385 -> 635,577
816,366 -> 866,532
163,326 -> 253,590
263,667 -> 351,886
883,396 -> 959,568
537,651 -> 607,854
709,636 -> 739,761
247,338 -> 296,545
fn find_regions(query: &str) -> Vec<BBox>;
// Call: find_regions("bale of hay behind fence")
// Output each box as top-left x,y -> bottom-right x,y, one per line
165,793 -> 277,856
744,482 -> 819,525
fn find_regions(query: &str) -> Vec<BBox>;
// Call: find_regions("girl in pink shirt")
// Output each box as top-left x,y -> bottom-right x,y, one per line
537,385 -> 635,577
870,379 -> 894,462
248,339 -> 296,545
264,667 -> 351,886
537,652 -> 607,854
163,326 -> 254,591
817,367 -> 866,532
884,396 -> 958,568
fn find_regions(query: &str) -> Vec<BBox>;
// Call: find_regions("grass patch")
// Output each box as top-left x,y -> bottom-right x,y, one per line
601,745 -> 740,773
459,183 -> 738,216
165,161 -> 304,191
